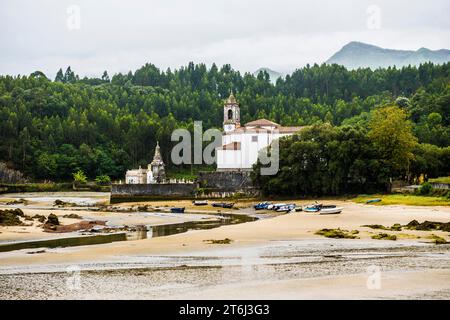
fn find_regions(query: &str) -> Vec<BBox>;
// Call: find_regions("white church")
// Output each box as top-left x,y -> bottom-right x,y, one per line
216,93 -> 303,171
125,92 -> 303,184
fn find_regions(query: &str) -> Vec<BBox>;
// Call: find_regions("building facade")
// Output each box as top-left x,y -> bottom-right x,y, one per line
216,94 -> 303,171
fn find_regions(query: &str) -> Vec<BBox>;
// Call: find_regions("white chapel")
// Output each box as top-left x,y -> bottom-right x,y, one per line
216,93 -> 303,171
125,141 -> 166,184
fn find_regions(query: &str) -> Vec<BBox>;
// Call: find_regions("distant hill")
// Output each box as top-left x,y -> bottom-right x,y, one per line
253,68 -> 283,83
326,41 -> 450,69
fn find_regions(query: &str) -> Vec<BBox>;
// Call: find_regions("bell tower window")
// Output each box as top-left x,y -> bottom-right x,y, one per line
223,91 -> 240,133
228,109 -> 233,120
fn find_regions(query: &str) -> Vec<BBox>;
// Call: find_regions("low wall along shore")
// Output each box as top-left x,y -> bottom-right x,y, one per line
197,171 -> 259,198
111,171 -> 260,202
111,183 -> 197,202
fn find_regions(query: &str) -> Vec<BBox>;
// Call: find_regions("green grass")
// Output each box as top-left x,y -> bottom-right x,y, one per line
352,194 -> 450,206
429,177 -> 450,184
166,165 -> 215,181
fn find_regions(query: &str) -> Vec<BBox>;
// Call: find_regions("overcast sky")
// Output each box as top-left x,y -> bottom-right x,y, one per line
1,0 -> 449,79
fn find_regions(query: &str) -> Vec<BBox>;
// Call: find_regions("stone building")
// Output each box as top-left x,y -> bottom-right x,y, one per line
125,141 -> 166,184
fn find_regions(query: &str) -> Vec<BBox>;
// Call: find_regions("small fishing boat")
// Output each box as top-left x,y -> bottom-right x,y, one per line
193,200 -> 208,206
271,203 -> 287,211
319,207 -> 343,215
304,203 -> 342,214
170,207 -> 185,213
212,202 -> 224,207
276,204 -> 296,212
303,204 -> 320,212
366,198 -> 382,204
254,201 -> 272,210
212,202 -> 234,209
294,206 -> 303,212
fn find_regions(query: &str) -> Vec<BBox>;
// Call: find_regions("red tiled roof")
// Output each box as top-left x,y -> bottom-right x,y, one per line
244,118 -> 279,127
225,124 -> 303,135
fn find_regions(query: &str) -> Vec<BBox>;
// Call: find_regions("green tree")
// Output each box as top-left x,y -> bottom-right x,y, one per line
55,68 -> 64,82
368,105 -> 418,180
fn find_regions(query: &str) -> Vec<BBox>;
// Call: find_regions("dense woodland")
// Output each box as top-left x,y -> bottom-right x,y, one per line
0,62 -> 449,192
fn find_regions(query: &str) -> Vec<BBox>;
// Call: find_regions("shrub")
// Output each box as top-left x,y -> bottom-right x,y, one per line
418,182 -> 433,195
95,175 -> 111,185
73,170 -> 87,184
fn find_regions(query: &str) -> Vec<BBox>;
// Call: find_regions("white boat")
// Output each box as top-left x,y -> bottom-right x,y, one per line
193,200 -> 208,206
319,207 -> 343,215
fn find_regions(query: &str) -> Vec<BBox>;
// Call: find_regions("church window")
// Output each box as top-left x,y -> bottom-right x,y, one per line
252,135 -> 258,142
228,109 -> 233,120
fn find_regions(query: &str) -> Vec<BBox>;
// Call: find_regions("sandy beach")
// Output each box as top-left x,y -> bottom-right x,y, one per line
1,192 -> 449,299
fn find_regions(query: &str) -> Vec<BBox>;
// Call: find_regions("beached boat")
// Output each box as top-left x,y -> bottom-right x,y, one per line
366,198 -> 382,204
193,200 -> 208,206
319,207 -> 343,214
294,206 -> 303,212
304,203 -> 342,214
271,203 -> 287,211
212,202 -> 234,209
170,207 -> 185,213
303,204 -> 320,212
276,204 -> 296,212
254,201 -> 272,210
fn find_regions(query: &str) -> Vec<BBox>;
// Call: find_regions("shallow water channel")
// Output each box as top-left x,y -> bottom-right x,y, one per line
0,212 -> 257,252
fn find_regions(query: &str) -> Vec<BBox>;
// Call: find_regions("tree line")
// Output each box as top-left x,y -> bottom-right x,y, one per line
0,61 -> 448,184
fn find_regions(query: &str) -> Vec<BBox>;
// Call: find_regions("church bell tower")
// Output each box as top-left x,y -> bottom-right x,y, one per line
223,91 -> 240,133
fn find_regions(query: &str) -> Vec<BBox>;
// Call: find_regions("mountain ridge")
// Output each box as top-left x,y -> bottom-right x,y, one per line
326,41 -> 450,69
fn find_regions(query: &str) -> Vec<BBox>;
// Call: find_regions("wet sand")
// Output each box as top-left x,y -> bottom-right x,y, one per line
1,192 -> 449,299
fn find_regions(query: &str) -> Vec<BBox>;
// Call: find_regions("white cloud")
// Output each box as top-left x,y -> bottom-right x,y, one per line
0,0 -> 449,78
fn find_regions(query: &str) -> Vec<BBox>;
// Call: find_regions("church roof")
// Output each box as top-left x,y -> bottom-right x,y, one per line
226,91 -> 237,104
224,119 -> 303,135
244,118 -> 279,127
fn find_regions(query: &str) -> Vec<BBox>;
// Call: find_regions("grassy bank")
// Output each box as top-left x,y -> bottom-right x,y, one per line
166,165 -> 215,180
429,177 -> 450,184
0,183 -> 73,194
0,182 -> 111,194
352,194 -> 450,206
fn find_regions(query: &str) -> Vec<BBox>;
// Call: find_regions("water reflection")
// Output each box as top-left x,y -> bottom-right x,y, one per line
149,213 -> 256,238
0,213 -> 257,252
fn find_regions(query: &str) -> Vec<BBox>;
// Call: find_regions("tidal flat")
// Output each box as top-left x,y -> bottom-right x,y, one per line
1,192 -> 449,299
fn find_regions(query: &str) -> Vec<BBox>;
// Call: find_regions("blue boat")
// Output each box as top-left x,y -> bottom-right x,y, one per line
170,207 -> 185,213
366,198 -> 382,204
254,202 -> 272,210
303,204 -> 321,212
